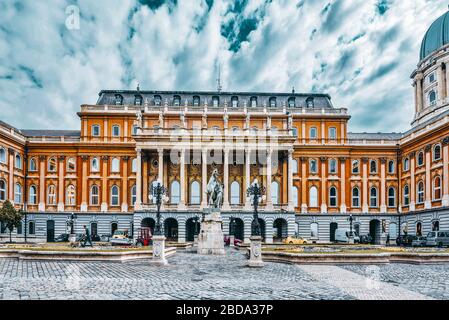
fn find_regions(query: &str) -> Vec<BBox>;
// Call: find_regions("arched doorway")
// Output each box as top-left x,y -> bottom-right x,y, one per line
330,222 -> 338,242
186,218 -> 200,242
369,220 -> 381,244
164,218 -> 178,241
273,218 -> 288,242
416,222 -> 422,237
141,217 -> 155,235
389,222 -> 397,240
111,222 -> 118,236
46,220 -> 55,243
229,218 -> 244,241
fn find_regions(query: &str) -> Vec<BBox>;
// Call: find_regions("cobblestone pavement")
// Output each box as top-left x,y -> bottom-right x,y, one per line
0,249 -> 445,300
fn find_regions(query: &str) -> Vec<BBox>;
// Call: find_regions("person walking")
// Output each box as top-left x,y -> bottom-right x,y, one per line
82,225 -> 92,247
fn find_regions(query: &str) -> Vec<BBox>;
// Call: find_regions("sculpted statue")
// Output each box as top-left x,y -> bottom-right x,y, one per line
136,110 -> 143,129
206,169 -> 224,209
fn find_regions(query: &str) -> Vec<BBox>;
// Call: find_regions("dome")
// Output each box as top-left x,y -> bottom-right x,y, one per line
420,10 -> 449,61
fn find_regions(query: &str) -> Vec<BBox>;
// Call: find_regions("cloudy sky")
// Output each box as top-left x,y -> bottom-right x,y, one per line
0,0 -> 447,133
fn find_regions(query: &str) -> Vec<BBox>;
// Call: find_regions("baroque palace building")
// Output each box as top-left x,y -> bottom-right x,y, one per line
1,11 -> 449,244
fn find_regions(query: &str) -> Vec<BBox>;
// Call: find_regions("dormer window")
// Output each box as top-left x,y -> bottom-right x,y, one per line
193,96 -> 200,107
250,97 -> 257,108
134,95 -> 142,106
269,97 -> 277,108
154,95 -> 162,106
173,95 -> 181,107
115,94 -> 123,105
231,96 -> 239,108
429,90 -> 437,105
212,96 -> 219,107
288,97 -> 296,108
306,97 -> 314,108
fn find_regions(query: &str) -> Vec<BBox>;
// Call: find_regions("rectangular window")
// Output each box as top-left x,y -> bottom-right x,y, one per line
328,127 -> 337,140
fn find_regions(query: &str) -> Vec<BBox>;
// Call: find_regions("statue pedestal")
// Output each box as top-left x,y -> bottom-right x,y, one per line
69,234 -> 76,243
197,209 -> 225,255
348,236 -> 354,244
151,235 -> 168,265
247,236 -> 264,267
229,235 -> 235,247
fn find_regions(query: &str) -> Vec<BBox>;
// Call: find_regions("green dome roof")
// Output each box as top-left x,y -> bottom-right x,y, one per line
420,10 -> 449,61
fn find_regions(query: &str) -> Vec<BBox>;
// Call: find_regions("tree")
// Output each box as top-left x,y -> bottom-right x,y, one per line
0,200 -> 23,243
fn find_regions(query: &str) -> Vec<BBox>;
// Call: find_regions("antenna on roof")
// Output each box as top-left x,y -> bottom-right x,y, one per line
217,65 -> 222,93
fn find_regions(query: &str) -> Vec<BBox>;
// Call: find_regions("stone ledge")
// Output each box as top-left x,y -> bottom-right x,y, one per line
0,247 -> 177,262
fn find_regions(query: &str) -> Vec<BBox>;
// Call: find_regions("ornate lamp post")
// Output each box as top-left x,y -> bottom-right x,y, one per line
348,214 -> 354,244
68,213 -> 77,243
148,181 -> 169,265
246,179 -> 266,267
193,215 -> 200,246
229,216 -> 236,247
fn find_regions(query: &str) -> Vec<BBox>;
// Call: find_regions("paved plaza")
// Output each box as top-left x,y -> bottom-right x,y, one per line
0,249 -> 446,300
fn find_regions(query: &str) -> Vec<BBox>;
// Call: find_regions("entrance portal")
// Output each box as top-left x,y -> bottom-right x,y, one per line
330,222 -> 338,242
369,220 -> 381,244
46,220 -> 55,242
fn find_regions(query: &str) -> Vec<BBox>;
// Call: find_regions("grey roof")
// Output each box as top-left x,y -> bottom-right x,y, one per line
20,130 -> 81,137
347,132 -> 403,140
96,90 -> 334,109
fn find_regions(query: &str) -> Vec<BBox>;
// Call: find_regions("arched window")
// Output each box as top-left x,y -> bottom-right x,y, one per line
154,95 -> 162,106
352,160 -> 360,174
388,160 -> 395,174
91,158 -> 100,172
47,185 -> 56,205
417,181 -> 424,204
173,95 -> 181,106
193,96 -> 200,107
271,181 -> 279,205
231,96 -> 239,108
190,181 -> 200,205
310,222 -> 318,238
67,157 -> 76,172
92,124 -> 100,137
306,97 -> 314,108
309,127 -> 317,139
111,157 -> 120,173
212,96 -> 219,107
110,185 -> 119,206
170,181 -> 180,204
131,185 -> 137,206
29,158 -> 37,171
403,157 -> 410,171
429,90 -> 437,105
432,220 -> 440,232
132,158 -> 137,173
134,95 -> 142,106
15,154 -> 22,169
48,157 -> 57,172
66,185 -> 76,206
29,186 -> 37,205
309,159 -> 318,174
433,176 -> 442,200
28,221 -> 35,235
292,159 -> 298,175
328,159 -> 337,174
369,187 -> 378,207
112,125 -> 120,137
14,183 -> 22,203
433,144 -> 442,161
417,151 -> 424,166
328,127 -> 337,140
370,160 -> 377,174
250,96 -> 257,108
0,148 -> 6,164
115,94 -> 123,105
292,127 -> 298,137
352,187 -> 360,207
288,97 -> 296,108
293,186 -> 299,208
329,186 -> 337,207
388,187 -> 396,207
230,181 -> 240,205
309,186 -> 318,207
403,185 -> 410,206
269,97 -> 277,108
0,180 -> 6,201
90,185 -> 99,206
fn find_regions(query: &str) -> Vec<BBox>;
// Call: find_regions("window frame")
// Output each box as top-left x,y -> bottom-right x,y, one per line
66,157 -> 76,172
90,185 -> 100,206
47,184 -> 56,205
328,186 -> 338,208
433,144 -> 442,162
309,186 -> 318,208
14,183 -> 22,204
309,159 -> 318,174
387,186 -> 396,208
369,187 -> 378,208
403,185 -> 410,206
328,127 -> 337,140
417,181 -> 425,204
0,148 -> 6,164
433,176 -> 442,201
29,158 -> 37,172
110,185 -> 120,206
111,157 -> 120,173
352,187 -> 360,208
14,154 -> 22,170
0,179 -> 6,201
47,157 -> 57,173
28,185 -> 37,205
92,124 -> 101,137
111,125 -> 121,137
309,127 -> 317,140
66,185 -> 76,206
328,159 -> 337,174
230,181 -> 241,205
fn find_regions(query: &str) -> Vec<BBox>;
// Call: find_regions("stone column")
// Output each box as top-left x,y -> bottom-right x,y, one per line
142,154 -> 148,205
301,157 -> 308,213
340,157 -> 346,213
103,119 -> 108,142
158,148 -> 164,182
201,149 -> 208,208
425,145 -> 432,209
301,121 -> 306,144
443,137 -> 449,206
101,156 -> 109,212
265,149 -> 273,210
8,148 -> 14,202
416,73 -> 423,112
340,122 -> 345,145
57,156 -> 65,212
287,149 -> 294,211
38,155 -> 46,212
320,157 -> 327,213
446,65 -> 449,102
135,150 -> 142,210
80,156 -> 88,212
321,121 -> 325,144
244,149 -> 251,210
380,157 -> 387,213
222,149 -> 230,210
179,149 -> 187,210
362,158 -> 369,213
438,64 -> 445,104
121,156 -> 129,212
410,152 -> 416,211
414,81 -> 419,114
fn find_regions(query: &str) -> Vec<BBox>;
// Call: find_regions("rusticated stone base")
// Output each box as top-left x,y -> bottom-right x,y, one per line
197,209 -> 225,255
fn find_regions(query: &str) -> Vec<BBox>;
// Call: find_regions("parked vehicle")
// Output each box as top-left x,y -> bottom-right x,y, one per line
396,235 -> 414,246
224,235 -> 243,246
411,236 -> 427,247
335,229 -> 360,243
359,234 -> 372,244
283,235 -> 308,245
100,234 -> 111,242
135,227 -> 152,247
110,230 -> 132,246
426,231 -> 449,247
91,234 -> 101,242
55,234 -> 69,242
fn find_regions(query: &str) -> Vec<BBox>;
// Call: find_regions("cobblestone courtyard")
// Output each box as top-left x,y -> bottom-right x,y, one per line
0,249 -> 447,300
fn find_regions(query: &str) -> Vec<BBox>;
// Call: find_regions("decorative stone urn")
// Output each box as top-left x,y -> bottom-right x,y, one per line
152,235 -> 168,265
197,209 -> 225,255
247,235 -> 264,267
